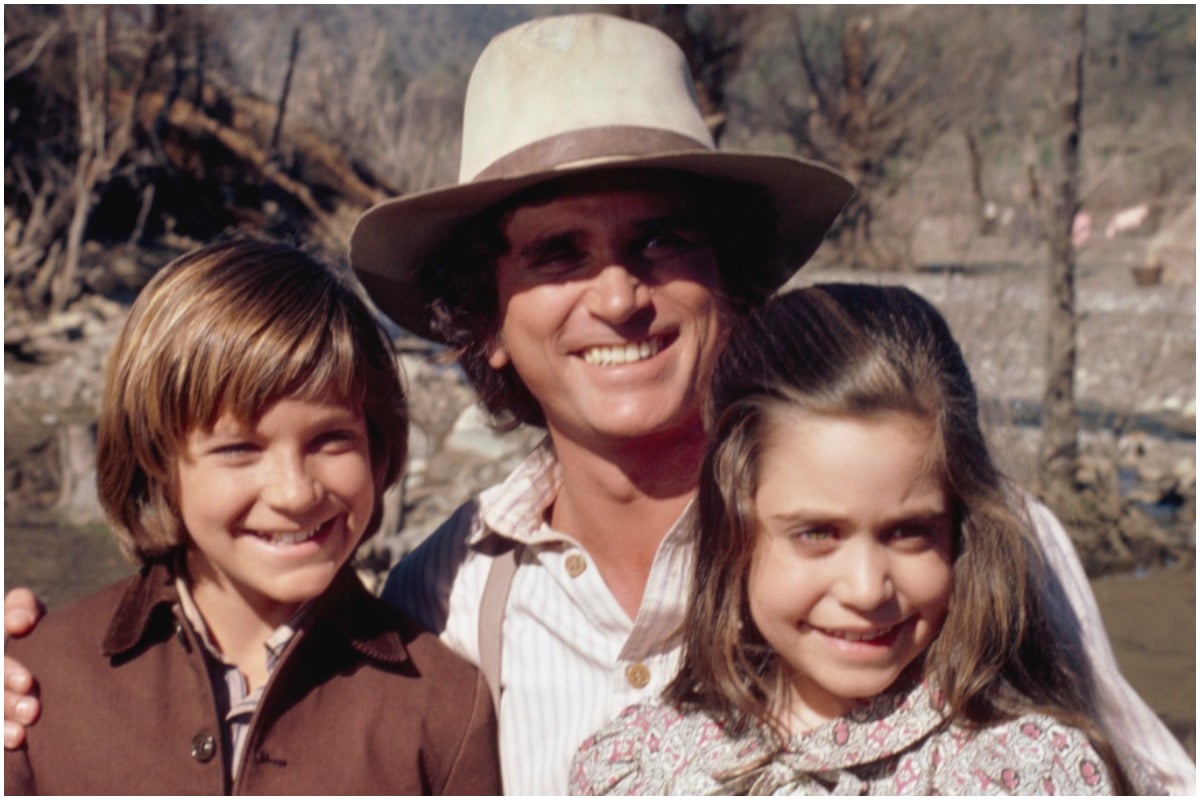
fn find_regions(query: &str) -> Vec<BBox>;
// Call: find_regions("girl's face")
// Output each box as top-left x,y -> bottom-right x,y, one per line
747,409 -> 954,731
175,396 -> 376,630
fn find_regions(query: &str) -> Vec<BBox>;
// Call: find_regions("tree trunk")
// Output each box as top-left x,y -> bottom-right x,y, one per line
52,7 -> 108,313
1038,5 -> 1086,495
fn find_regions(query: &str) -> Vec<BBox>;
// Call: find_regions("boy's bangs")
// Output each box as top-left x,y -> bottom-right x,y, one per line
215,304 -> 367,426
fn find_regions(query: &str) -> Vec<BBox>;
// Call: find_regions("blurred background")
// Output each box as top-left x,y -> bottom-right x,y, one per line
4,4 -> 1194,756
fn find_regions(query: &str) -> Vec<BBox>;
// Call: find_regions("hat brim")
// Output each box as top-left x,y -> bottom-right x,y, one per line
350,150 -> 854,341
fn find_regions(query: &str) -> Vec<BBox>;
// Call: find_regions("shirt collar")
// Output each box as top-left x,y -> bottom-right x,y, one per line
172,561 -> 309,667
469,436 -> 563,547
469,436 -> 699,554
102,559 -> 411,667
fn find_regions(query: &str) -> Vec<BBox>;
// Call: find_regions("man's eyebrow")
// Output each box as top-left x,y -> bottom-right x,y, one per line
516,230 -> 583,260
631,213 -> 707,234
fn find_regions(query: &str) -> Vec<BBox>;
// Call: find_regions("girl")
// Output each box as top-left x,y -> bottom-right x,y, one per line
570,283 -> 1130,795
4,240 -> 500,794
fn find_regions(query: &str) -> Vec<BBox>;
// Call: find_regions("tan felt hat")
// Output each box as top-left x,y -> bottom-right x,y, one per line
350,13 -> 854,340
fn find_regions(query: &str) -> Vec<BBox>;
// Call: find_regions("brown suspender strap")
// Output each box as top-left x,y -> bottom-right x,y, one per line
478,541 -> 519,715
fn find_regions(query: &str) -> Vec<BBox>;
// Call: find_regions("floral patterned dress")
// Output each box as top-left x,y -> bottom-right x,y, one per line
569,679 -> 1114,795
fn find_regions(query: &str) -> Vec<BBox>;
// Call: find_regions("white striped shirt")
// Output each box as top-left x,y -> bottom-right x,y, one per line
382,438 -> 1195,795
1026,500 -> 1196,795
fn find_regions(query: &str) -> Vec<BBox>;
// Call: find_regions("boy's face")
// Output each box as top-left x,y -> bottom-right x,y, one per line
175,397 -> 375,628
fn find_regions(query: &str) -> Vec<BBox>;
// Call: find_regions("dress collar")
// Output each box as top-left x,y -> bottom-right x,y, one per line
744,675 -> 946,793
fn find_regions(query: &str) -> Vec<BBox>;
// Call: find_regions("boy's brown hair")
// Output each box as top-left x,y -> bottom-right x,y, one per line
97,239 -> 408,563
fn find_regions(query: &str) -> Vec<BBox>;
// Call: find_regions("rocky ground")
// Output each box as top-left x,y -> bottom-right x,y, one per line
3,229 -> 1195,758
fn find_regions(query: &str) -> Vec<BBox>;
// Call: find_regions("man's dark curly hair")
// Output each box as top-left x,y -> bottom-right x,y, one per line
419,169 -> 780,430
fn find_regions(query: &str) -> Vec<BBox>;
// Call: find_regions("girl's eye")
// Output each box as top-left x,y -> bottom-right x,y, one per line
887,519 -> 950,550
791,527 -> 835,543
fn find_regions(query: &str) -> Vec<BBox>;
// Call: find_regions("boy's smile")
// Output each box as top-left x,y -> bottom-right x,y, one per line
176,397 -> 376,632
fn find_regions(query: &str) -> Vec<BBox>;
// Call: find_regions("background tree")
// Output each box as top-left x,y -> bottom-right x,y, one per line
4,5 -> 398,323
727,6 -> 999,268
1037,6 -> 1087,499
6,6 -> 173,314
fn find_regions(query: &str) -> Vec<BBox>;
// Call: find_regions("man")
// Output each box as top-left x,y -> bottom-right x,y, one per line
5,13 -> 1194,795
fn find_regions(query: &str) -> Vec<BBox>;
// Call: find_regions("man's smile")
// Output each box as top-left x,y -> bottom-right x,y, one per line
579,334 -> 671,366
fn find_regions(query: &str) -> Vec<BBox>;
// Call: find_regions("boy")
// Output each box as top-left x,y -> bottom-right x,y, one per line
4,240 -> 499,794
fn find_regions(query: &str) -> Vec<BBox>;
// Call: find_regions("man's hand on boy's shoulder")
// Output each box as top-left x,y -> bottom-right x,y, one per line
4,587 -> 43,749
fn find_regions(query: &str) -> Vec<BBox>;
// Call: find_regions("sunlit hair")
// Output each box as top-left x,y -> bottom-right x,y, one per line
97,239 -> 408,563
419,169 -> 778,429
665,282 -> 1130,792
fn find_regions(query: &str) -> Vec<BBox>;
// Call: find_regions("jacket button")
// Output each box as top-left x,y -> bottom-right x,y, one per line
190,732 -> 217,763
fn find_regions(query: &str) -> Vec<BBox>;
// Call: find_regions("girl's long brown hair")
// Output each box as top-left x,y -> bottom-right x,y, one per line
665,283 -> 1130,792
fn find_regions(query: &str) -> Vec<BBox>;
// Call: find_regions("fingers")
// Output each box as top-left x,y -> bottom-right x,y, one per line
4,657 -> 39,749
4,589 -> 44,751
5,720 -> 26,750
4,588 -> 44,637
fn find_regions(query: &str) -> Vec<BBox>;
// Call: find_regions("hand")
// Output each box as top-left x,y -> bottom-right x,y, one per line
4,588 -> 44,749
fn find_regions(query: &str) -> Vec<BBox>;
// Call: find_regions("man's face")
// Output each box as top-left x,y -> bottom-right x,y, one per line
487,177 -> 730,453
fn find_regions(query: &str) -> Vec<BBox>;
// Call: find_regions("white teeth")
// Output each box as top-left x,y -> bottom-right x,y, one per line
582,338 -> 663,366
829,624 -> 895,642
263,527 -> 318,545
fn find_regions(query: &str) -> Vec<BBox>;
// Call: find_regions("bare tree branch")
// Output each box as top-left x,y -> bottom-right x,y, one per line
4,21 -> 61,80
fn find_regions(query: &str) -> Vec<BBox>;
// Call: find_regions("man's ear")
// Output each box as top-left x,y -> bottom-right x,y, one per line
486,333 -> 510,370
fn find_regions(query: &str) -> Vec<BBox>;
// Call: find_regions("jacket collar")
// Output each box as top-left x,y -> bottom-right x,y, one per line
101,560 -> 177,656
102,558 -> 411,667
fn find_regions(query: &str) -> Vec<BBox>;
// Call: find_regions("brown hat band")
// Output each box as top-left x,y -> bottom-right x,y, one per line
473,126 -> 709,182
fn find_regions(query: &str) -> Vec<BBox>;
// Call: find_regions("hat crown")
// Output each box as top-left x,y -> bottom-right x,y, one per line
459,14 -> 715,183
350,13 -> 854,342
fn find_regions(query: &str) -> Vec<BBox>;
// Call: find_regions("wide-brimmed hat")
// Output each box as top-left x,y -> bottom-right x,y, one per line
350,13 -> 854,341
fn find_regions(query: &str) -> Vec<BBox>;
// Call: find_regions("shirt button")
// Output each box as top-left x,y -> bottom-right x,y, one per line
565,553 -> 588,577
190,732 -> 217,763
625,662 -> 651,689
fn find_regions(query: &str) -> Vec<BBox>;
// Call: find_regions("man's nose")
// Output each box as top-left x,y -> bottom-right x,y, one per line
585,263 -> 651,323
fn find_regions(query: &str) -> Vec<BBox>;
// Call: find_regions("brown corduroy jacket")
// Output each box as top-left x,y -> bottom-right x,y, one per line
4,560 -> 500,795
